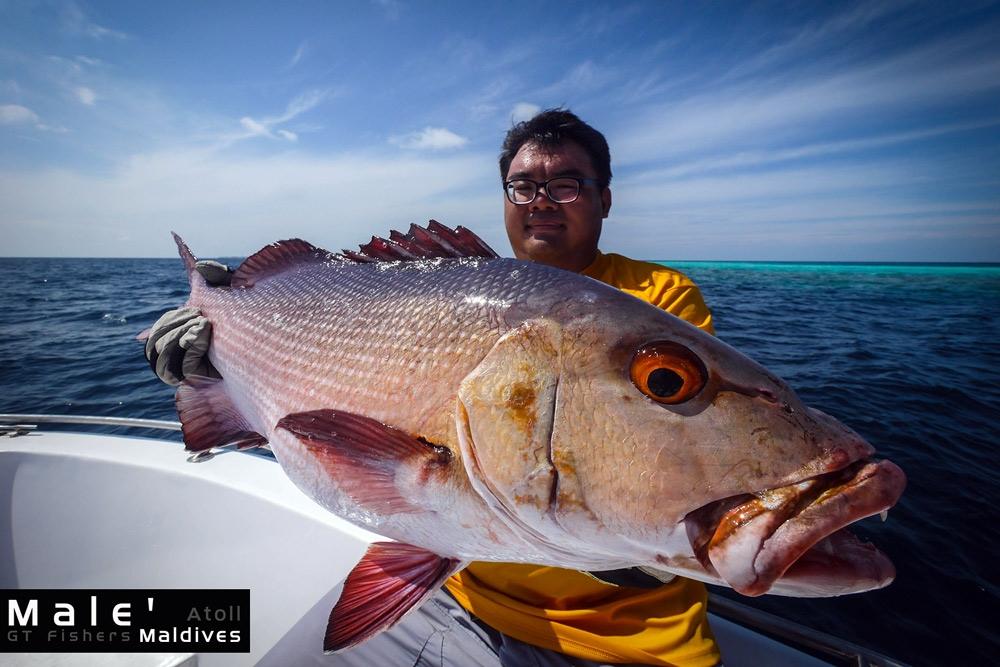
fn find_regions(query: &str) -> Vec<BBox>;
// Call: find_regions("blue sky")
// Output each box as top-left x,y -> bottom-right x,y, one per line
2,1 -> 998,261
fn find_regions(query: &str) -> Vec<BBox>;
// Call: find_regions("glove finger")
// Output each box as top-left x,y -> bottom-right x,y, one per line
144,307 -> 202,363
152,326 -> 187,386
195,260 -> 233,287
179,317 -> 216,379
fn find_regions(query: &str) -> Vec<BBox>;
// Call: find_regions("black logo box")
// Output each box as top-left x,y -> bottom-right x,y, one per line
3,589 -> 249,653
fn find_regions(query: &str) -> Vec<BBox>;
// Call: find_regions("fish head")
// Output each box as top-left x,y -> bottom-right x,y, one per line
457,285 -> 905,596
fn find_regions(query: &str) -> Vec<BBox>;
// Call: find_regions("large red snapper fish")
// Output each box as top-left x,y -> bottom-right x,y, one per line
162,222 -> 905,652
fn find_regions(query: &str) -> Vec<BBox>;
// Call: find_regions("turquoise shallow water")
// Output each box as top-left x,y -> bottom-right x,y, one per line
0,257 -> 997,665
667,260 -> 1000,274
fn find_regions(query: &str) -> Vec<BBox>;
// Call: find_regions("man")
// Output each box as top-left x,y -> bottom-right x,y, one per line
145,109 -> 720,666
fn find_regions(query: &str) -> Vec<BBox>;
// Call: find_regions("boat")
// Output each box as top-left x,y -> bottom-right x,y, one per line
0,414 -> 907,666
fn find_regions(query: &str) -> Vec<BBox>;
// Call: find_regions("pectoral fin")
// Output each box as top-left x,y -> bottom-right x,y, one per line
276,409 -> 455,515
325,541 -> 461,652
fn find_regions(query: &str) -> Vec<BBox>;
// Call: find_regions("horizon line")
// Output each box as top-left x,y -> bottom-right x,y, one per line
1,256 -> 999,266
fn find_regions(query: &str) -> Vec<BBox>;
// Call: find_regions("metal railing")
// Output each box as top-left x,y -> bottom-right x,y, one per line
0,412 -> 907,666
707,593 -> 909,666
0,413 -> 181,435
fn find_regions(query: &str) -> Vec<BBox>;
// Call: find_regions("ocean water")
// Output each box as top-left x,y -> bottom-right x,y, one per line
0,256 -> 998,666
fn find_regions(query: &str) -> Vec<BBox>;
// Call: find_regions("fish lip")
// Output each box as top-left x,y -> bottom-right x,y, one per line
685,458 -> 906,596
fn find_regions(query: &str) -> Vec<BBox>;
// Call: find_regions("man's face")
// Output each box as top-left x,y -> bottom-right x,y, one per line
503,140 -> 611,273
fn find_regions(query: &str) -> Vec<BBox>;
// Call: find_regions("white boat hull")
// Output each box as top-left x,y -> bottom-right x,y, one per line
0,428 -> 847,666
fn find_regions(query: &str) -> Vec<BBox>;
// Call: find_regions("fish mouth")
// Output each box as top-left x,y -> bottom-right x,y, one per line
684,458 -> 906,597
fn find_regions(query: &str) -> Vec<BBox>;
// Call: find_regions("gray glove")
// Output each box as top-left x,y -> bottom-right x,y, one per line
144,260 -> 232,386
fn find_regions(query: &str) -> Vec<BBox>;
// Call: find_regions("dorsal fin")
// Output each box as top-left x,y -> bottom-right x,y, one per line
341,220 -> 499,263
172,232 -> 198,279
231,239 -> 332,289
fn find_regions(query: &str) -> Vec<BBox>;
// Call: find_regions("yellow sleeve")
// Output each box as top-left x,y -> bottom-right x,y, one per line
656,285 -> 715,335
583,252 -> 716,336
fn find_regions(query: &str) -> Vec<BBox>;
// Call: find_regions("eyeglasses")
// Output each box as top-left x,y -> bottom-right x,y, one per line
503,177 -> 600,205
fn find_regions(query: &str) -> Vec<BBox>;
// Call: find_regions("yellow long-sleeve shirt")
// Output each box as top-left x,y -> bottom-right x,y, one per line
445,251 -> 719,666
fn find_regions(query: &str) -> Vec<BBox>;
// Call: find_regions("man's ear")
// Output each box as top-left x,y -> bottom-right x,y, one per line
601,187 -> 612,218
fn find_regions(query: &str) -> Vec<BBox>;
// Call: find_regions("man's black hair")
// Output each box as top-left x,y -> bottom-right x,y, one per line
499,108 -> 612,188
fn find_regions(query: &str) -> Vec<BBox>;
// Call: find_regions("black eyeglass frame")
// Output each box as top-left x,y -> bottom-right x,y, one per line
503,177 -> 601,205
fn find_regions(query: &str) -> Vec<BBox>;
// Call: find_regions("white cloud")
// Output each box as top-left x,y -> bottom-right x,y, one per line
0,148 -> 503,257
239,116 -> 271,137
226,89 -> 329,145
645,118 -> 1000,179
371,0 -> 402,20
1,79 -> 22,96
60,2 -> 129,40
276,89 -> 327,123
613,26 -> 1000,166
61,2 -> 129,40
0,104 -> 64,132
0,104 -> 40,125
288,41 -> 307,68
511,103 -> 540,122
391,127 -> 469,151
76,86 -> 97,106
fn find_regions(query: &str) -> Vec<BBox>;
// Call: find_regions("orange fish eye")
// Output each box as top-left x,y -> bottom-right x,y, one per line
630,342 -> 707,404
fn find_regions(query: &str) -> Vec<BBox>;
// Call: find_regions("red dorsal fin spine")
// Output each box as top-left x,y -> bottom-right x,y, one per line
341,220 -> 499,263
324,542 -> 461,652
276,409 -> 454,515
175,376 -> 267,453
230,239 -> 332,289
172,232 -> 198,278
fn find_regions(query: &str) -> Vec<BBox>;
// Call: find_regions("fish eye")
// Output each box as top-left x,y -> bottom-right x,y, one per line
630,342 -> 707,404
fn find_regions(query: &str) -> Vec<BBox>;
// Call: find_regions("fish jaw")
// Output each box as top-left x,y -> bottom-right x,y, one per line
685,457 -> 906,596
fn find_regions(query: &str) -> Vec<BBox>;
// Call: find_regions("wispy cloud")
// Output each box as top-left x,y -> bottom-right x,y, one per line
642,118 -> 1000,180
221,89 -> 329,146
287,41 -> 307,68
371,0 -> 402,21
719,0 -> 912,83
390,127 -> 469,151
0,148 -> 501,256
510,103 -> 540,123
239,117 -> 270,137
60,2 -> 129,40
75,86 -> 97,106
0,104 -> 64,132
613,26 -> 1000,166
0,104 -> 39,125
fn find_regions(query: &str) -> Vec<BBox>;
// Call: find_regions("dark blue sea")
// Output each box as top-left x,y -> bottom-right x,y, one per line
0,256 -> 997,666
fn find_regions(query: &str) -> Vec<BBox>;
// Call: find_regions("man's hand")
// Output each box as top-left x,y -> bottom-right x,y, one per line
144,260 -> 232,386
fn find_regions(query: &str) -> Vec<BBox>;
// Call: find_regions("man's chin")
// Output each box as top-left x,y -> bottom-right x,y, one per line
521,233 -> 566,259
525,224 -> 567,243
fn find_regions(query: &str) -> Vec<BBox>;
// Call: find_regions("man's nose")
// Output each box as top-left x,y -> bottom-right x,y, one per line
529,187 -> 558,211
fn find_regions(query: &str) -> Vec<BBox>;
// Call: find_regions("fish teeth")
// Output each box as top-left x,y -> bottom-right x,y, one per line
879,509 -> 889,522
